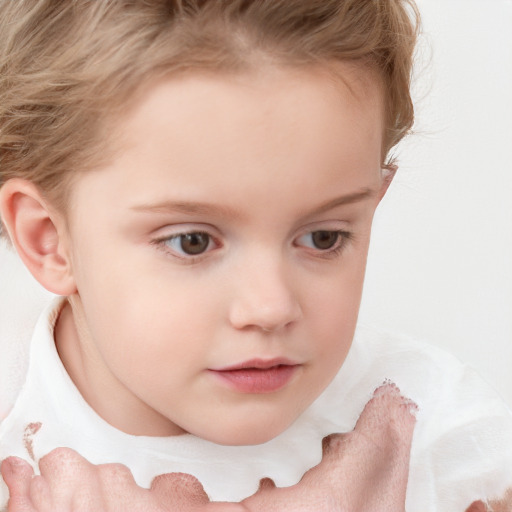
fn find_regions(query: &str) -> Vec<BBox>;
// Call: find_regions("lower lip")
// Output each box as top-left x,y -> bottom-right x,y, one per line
210,365 -> 299,394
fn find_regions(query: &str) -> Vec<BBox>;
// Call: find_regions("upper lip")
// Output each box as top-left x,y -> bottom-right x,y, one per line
211,358 -> 299,372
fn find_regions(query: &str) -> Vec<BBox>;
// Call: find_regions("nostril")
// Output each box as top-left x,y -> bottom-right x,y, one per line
228,298 -> 302,333
227,266 -> 303,332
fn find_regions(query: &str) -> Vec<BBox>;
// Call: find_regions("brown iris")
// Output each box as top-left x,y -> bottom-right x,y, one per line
311,231 -> 339,250
179,233 -> 210,255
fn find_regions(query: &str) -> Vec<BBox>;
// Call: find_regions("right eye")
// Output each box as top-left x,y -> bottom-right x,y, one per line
294,230 -> 349,253
159,232 -> 216,258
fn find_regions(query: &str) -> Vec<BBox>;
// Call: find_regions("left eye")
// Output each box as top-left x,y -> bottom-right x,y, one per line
163,232 -> 213,256
296,230 -> 345,251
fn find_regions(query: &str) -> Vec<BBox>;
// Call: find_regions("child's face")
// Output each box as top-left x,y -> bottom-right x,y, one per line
58,65 -> 386,445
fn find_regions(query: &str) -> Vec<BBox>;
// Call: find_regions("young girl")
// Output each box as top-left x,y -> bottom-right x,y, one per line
0,1 -> 511,510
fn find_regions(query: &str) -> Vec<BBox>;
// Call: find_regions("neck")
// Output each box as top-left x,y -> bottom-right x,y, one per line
54,298 -> 185,437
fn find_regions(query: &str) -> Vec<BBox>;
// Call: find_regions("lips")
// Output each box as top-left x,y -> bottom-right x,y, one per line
209,358 -> 300,394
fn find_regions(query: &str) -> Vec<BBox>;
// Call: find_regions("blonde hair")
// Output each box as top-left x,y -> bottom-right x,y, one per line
0,0 -> 419,217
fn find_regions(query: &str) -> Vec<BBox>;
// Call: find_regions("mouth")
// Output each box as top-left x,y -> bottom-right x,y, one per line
209,358 -> 300,394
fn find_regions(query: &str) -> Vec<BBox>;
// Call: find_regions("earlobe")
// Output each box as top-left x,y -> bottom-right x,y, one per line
0,179 -> 76,296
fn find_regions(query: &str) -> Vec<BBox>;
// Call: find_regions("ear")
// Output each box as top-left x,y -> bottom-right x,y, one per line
0,179 -> 77,295
377,163 -> 397,201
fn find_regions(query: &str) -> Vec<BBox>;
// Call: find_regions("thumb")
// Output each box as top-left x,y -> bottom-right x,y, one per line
297,382 -> 417,512
1,457 -> 36,512
150,472 -> 210,510
353,381 -> 418,442
317,382 -> 417,472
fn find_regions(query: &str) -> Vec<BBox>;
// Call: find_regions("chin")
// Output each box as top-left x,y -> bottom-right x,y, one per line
193,418 -> 294,446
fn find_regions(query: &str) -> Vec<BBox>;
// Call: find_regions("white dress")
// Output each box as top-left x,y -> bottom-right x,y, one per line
1,298 -> 511,511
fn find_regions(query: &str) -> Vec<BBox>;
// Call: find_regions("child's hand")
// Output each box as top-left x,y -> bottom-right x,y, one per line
241,382 -> 417,511
1,450 -> 244,512
1,384 -> 417,512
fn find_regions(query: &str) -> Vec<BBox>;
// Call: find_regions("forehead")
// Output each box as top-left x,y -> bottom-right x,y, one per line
69,63 -> 384,217
115,62 -> 383,159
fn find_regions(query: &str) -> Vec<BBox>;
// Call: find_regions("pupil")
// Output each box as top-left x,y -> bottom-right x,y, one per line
180,233 -> 209,255
312,231 -> 338,250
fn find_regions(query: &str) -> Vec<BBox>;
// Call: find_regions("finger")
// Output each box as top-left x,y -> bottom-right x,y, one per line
38,447 -> 97,509
350,382 -> 417,480
1,457 -> 36,512
28,476 -> 52,512
353,381 -> 418,442
38,447 -> 96,481
318,384 -> 417,466
294,383 -> 417,512
348,382 -> 417,510
150,472 -> 210,509
95,462 -> 139,509
97,462 -> 138,489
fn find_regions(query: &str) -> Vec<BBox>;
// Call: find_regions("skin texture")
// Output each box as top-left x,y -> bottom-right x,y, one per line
1,383 -> 418,512
0,64 -> 389,446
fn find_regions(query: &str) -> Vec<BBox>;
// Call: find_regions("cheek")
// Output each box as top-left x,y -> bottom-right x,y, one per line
71,240 -> 223,374
303,257 -> 368,376
305,259 -> 366,330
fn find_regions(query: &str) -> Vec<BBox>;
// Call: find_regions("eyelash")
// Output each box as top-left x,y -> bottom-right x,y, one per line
151,229 -> 353,263
151,231 -> 221,264
294,230 -> 352,259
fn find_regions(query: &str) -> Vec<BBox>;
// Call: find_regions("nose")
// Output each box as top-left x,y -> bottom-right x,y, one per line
228,258 -> 303,333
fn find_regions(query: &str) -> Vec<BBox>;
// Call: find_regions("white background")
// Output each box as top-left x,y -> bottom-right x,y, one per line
359,0 -> 512,406
1,0 -> 511,407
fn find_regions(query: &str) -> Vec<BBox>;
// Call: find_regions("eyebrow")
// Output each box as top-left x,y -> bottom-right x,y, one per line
130,188 -> 376,218
306,188 -> 377,216
130,200 -> 242,218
